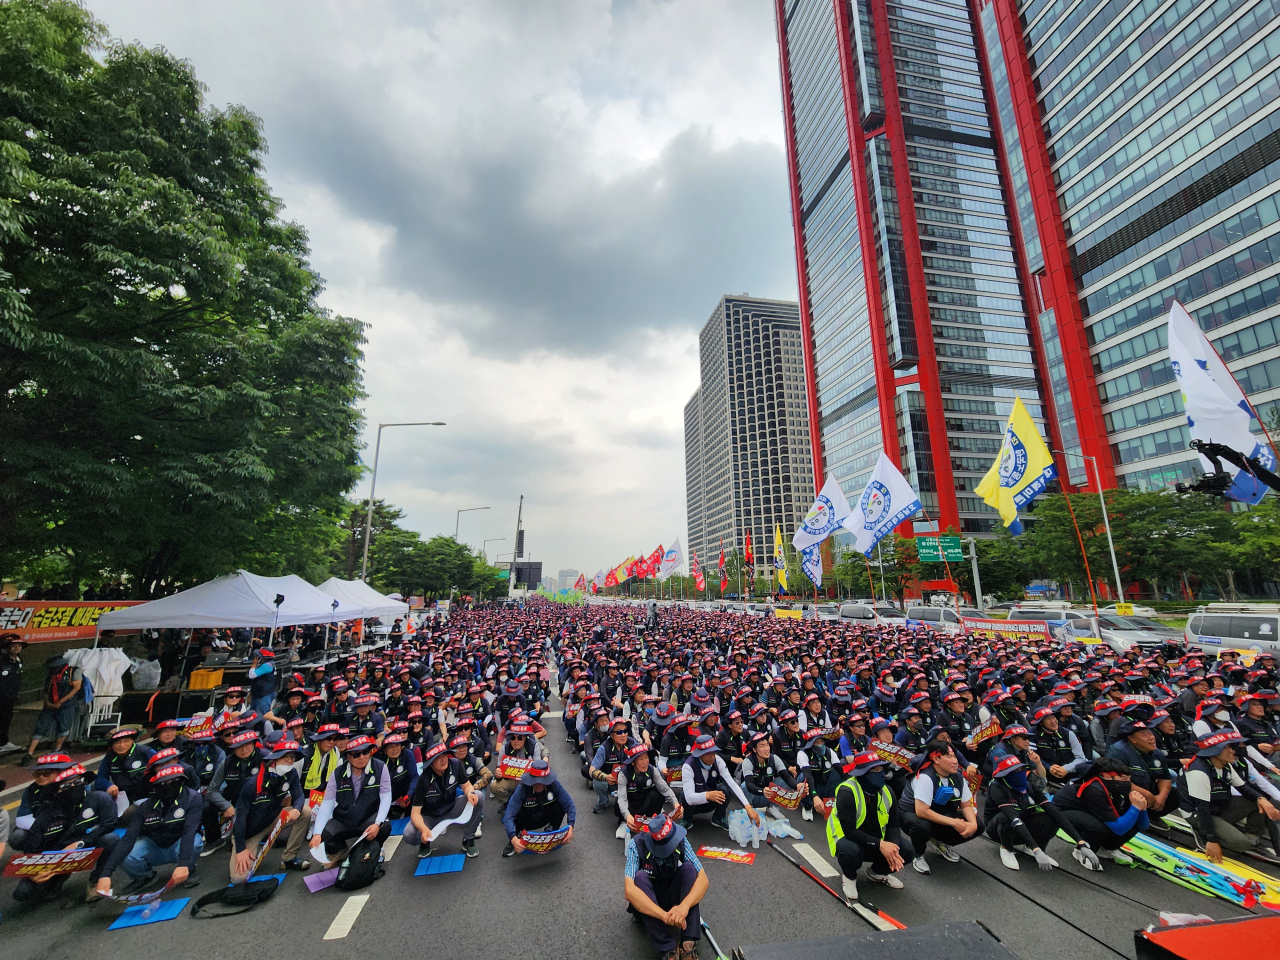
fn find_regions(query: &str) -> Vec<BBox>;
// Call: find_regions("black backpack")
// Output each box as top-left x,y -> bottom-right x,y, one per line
336,838 -> 384,890
190,876 -> 281,918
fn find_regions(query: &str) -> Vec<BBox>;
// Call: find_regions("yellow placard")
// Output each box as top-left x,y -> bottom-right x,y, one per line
1115,603 -> 1134,616
776,609 -> 803,619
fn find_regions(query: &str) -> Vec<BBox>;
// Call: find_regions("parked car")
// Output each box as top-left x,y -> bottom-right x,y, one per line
905,606 -> 983,633
1101,603 -> 1157,617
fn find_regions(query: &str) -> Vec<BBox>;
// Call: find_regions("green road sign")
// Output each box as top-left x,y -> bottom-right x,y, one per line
917,535 -> 963,562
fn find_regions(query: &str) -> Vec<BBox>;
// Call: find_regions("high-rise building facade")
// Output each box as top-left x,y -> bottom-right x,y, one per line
685,296 -> 817,579
775,0 -> 1280,521
979,0 -> 1280,493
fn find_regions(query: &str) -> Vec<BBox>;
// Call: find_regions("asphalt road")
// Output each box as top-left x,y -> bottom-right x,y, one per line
0,698 -> 1259,960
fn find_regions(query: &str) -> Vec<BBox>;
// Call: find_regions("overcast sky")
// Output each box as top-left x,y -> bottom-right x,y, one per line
92,0 -> 798,578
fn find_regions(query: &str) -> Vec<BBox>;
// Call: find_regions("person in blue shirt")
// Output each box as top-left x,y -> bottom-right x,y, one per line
624,813 -> 707,960
247,649 -> 278,720
501,758 -> 576,857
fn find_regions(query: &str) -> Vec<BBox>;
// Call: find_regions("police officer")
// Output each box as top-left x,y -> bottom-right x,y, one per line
230,740 -> 304,881
309,735 -> 393,865
404,742 -> 481,859
95,763 -> 204,895
501,759 -> 577,856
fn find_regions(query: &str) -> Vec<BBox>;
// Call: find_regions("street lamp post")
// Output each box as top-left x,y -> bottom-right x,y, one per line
455,506 -> 490,541
1055,449 -> 1125,604
481,538 -> 506,561
360,421 -> 446,581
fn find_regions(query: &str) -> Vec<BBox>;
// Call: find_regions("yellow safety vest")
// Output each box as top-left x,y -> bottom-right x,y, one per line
826,776 -> 893,857
304,746 -> 340,791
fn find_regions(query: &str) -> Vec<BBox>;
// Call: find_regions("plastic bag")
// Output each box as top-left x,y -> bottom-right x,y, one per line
129,657 -> 161,691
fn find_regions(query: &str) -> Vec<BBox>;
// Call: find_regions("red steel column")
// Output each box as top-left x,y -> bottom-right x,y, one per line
774,0 -> 827,486
867,0 -> 961,530
986,0 -> 1116,489
966,0 -> 1073,488
831,0 -> 903,470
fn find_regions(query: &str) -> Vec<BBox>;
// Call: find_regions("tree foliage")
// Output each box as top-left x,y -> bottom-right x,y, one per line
0,0 -> 365,596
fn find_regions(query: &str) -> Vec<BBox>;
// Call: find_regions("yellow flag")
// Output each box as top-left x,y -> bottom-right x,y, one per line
773,525 -> 787,591
974,396 -> 1057,535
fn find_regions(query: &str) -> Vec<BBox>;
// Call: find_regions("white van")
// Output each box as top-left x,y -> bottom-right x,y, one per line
839,603 -> 908,627
1185,603 -> 1280,658
906,606 -> 983,634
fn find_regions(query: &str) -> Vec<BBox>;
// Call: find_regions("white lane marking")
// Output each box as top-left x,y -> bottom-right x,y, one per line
793,841 -> 839,877
324,893 -> 370,940
383,836 -> 402,861
542,710 -> 564,718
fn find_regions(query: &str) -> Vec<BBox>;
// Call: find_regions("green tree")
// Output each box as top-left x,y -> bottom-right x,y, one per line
0,0 -> 364,596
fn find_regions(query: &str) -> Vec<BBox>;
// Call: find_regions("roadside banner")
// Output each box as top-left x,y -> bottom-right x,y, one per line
960,616 -> 1050,643
0,600 -> 144,642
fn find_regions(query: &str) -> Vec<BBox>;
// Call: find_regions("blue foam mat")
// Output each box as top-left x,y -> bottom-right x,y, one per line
108,897 -> 190,930
414,853 -> 465,876
389,819 -> 408,836
228,872 -> 286,887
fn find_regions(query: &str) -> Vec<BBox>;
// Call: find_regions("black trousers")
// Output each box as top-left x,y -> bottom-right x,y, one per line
0,692 -> 16,744
1060,810 -> 1140,851
834,831 -> 913,879
986,808 -> 1057,851
901,809 -> 981,857
321,815 -> 390,850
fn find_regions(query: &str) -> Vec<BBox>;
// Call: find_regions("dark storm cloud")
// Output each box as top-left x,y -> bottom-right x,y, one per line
272,97 -> 796,358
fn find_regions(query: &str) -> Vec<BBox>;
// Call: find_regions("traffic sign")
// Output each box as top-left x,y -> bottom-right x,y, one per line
918,535 -> 963,562
1114,602 -> 1134,616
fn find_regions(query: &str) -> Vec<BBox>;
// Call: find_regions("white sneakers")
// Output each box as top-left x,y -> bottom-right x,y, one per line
842,875 -> 859,901
474,822 -> 482,838
865,869 -> 904,889
929,839 -> 961,863
1099,847 -> 1133,864
911,856 -> 931,874
0,742 -> 22,754
801,807 -> 814,821
615,823 -> 629,840
1000,847 -> 1020,871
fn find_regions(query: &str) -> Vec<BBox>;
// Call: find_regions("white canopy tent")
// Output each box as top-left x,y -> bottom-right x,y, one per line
317,578 -> 410,620
96,570 -> 364,631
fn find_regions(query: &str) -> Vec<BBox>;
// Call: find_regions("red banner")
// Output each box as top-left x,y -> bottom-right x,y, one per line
518,825 -> 571,853
971,715 -> 1003,746
765,785 -> 804,809
697,845 -> 755,865
872,741 -> 916,770
4,848 -> 102,877
0,600 -> 144,643
496,756 -> 533,780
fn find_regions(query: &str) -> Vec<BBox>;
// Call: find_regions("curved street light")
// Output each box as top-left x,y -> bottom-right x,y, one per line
360,421 -> 446,581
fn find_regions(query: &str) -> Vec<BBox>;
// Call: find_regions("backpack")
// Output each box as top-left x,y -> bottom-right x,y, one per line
189,876 -> 281,918
336,837 -> 384,890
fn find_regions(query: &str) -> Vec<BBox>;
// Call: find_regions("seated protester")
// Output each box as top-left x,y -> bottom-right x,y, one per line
580,708 -> 612,782
349,694 -> 386,743
1032,703 -> 1088,792
265,687 -> 308,730
738,732 -> 805,811
1153,708 -> 1194,769
893,708 -> 927,754
837,714 -> 870,761
11,754 -> 74,847
501,758 -> 576,856
680,736 -> 761,832
827,751 -> 909,899
590,717 -> 637,815
899,742 -> 980,876
151,718 -> 185,752
447,733 -> 492,835
406,711 -> 435,752
326,680 -> 356,727
380,732 -> 423,822
147,747 -> 199,791
1051,757 -> 1150,865
1105,719 -> 1173,816
309,736 -> 393,866
623,813 -> 708,960
95,763 -> 204,896
93,726 -> 156,824
657,715 -> 694,791
714,710 -> 748,775
230,740 -> 305,881
404,742 -> 481,859
771,709 -> 804,779
617,743 -> 681,839
985,754 -> 1101,873
801,727 -> 839,821
1178,730 -> 1280,861
291,723 -> 345,853
13,763 -> 118,906
868,719 -> 911,799
983,725 -> 1047,785
493,722 -> 545,807
203,729 -> 265,856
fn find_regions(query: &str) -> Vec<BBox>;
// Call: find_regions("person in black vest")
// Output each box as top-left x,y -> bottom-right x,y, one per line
501,758 -> 576,856
204,728 -> 264,856
1052,757 -> 1150,865
738,731 -> 804,811
95,763 -> 204,895
309,735 -> 392,865
0,633 -> 24,756
624,813 -> 707,960
1179,730 -> 1280,861
404,742 -> 481,859
350,694 -> 387,743
447,732 -> 492,834
801,727 -> 839,820
590,717 -> 637,814
379,732 -> 422,821
1105,718 -> 1173,816
1032,703 -> 1088,793
679,736 -> 759,831
617,742 -> 681,838
93,727 -> 156,826
13,763 -> 118,906
230,740 -> 304,880
899,741 -> 979,876
985,754 -> 1095,872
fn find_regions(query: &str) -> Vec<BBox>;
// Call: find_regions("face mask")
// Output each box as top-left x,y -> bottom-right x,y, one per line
1105,779 -> 1129,801
1006,770 -> 1029,793
862,771 -> 886,792
274,763 -> 294,776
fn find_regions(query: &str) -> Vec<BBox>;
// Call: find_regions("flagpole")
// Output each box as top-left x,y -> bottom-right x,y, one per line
1061,492 -> 1100,614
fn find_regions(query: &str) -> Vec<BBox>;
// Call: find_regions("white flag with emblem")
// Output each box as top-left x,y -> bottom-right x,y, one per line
592,570 -> 605,589
657,539 -> 684,581
792,474 -> 853,554
841,452 -> 922,557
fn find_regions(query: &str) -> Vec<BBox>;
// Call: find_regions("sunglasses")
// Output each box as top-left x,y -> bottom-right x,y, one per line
348,748 -> 373,758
